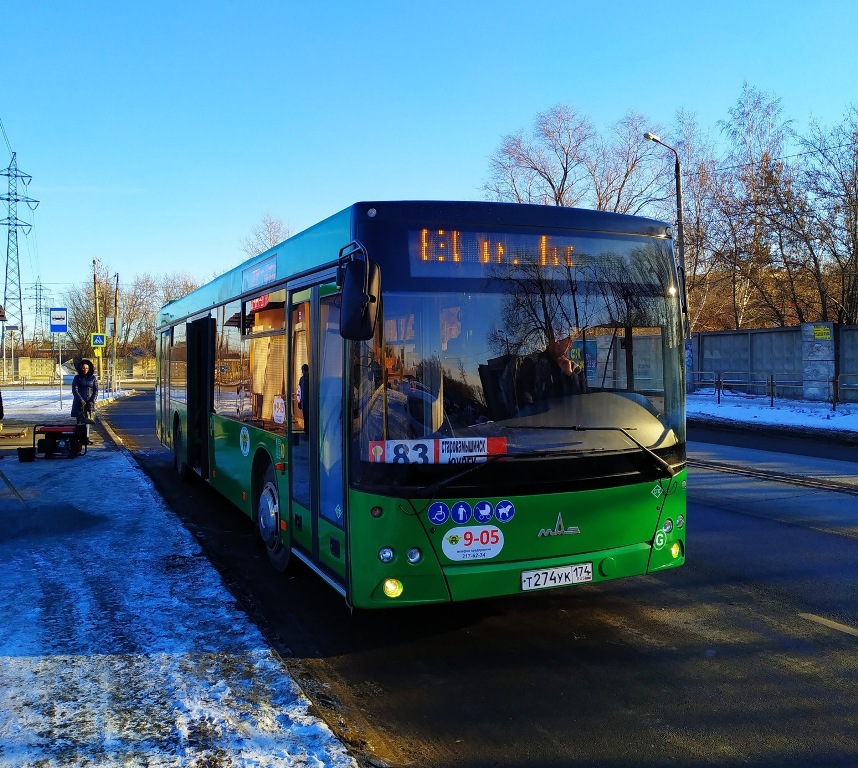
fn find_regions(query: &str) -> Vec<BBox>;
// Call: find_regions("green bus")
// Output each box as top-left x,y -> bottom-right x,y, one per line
156,201 -> 686,609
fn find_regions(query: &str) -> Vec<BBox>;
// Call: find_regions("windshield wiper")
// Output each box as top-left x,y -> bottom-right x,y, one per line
417,426 -> 673,498
569,425 -> 676,478
498,423 -> 675,478
421,453 -> 506,498
419,447 -> 590,498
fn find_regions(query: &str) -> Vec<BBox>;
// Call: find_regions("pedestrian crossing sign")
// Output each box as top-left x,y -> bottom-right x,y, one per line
91,333 -> 106,347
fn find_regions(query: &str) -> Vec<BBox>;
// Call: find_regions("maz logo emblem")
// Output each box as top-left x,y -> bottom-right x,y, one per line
538,513 -> 581,537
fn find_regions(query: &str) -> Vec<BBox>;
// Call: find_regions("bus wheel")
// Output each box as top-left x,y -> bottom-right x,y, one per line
173,422 -> 190,481
257,464 -> 290,572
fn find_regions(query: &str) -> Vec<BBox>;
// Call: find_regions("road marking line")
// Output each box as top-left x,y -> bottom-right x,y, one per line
798,613 -> 858,638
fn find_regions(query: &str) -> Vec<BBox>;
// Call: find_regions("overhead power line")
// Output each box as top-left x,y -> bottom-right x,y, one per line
0,116 -> 12,158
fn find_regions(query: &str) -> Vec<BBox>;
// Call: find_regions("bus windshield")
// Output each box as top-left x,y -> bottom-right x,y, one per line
351,231 -> 685,488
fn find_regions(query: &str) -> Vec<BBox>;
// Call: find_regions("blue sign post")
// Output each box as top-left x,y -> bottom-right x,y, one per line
50,308 -> 68,408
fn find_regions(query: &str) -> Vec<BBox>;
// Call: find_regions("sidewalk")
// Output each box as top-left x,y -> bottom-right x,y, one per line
0,435 -> 356,767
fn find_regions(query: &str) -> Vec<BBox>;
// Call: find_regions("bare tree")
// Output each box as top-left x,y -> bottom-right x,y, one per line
121,272 -> 200,355
670,110 -> 731,331
62,259 -> 115,359
484,104 -> 596,207
118,274 -> 159,352
798,105 -> 858,324
156,271 -> 201,306
716,82 -> 793,328
241,213 -> 289,258
587,111 -> 666,215
757,156 -> 829,324
485,104 -> 668,221
62,263 -> 201,360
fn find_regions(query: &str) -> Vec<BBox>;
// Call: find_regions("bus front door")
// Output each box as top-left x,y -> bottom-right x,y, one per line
288,284 -> 347,593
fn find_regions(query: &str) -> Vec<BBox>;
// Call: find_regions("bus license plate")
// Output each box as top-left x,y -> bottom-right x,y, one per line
521,563 -> 593,591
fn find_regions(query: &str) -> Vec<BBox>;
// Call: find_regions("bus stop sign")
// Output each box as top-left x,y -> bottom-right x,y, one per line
50,307 -> 68,333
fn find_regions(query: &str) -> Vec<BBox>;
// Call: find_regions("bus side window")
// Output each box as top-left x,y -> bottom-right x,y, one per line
215,301 -> 242,419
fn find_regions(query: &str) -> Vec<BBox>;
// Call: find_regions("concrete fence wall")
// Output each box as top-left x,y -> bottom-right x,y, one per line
689,323 -> 858,403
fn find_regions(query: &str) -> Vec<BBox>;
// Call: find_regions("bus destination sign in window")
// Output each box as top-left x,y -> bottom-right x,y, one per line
409,228 -> 589,278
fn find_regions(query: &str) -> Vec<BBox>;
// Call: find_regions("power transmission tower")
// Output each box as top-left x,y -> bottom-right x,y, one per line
1,151 -> 40,347
25,278 -> 50,344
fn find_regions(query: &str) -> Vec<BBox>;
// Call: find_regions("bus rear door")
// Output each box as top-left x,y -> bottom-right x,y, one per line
185,316 -> 215,478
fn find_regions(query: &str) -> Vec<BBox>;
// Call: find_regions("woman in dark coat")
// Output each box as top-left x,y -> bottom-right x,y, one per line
71,358 -> 98,423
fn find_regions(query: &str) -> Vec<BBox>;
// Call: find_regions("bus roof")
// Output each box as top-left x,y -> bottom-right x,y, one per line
157,201 -> 671,328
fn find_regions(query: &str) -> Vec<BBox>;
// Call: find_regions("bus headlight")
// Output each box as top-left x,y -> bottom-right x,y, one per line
676,515 -> 685,528
662,518 -> 673,534
378,547 -> 395,564
383,579 -> 404,598
671,542 -> 682,559
406,547 -> 422,564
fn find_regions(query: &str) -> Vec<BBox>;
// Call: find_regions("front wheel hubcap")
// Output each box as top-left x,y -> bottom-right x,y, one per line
258,482 -> 279,548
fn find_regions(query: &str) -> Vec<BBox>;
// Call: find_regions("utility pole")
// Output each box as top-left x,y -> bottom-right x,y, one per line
93,259 -> 102,379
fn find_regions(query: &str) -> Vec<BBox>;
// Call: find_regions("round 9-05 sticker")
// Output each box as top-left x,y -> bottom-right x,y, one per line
442,525 -> 504,561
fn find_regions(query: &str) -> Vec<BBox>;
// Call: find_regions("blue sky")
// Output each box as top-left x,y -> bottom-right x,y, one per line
2,0 -> 857,326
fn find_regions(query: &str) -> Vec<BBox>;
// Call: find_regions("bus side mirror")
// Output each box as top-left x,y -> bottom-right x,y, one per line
338,242 -> 381,341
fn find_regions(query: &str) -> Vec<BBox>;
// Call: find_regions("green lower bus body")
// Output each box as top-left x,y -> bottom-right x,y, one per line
168,413 -> 685,609
347,476 -> 686,608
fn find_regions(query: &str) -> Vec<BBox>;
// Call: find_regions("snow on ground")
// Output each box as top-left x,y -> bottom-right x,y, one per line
0,384 -> 855,767
0,385 -> 125,420
685,387 -> 858,434
0,387 -> 357,768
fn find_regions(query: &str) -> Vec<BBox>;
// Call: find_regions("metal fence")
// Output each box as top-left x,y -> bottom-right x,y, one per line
1,356 -> 157,385
691,370 -> 858,408
835,372 -> 858,407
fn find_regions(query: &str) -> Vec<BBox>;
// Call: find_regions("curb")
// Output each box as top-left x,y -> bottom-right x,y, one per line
688,416 -> 858,447
96,410 -> 126,450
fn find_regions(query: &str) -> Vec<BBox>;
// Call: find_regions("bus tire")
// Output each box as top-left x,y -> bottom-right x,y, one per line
257,463 -> 290,572
173,421 -> 191,481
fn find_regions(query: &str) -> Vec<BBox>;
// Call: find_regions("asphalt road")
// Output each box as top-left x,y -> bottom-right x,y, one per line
100,389 -> 858,768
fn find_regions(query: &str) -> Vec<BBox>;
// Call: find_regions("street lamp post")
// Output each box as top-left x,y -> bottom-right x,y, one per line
645,131 -> 695,394
112,273 -> 120,393
644,132 -> 685,284
644,131 -> 689,336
